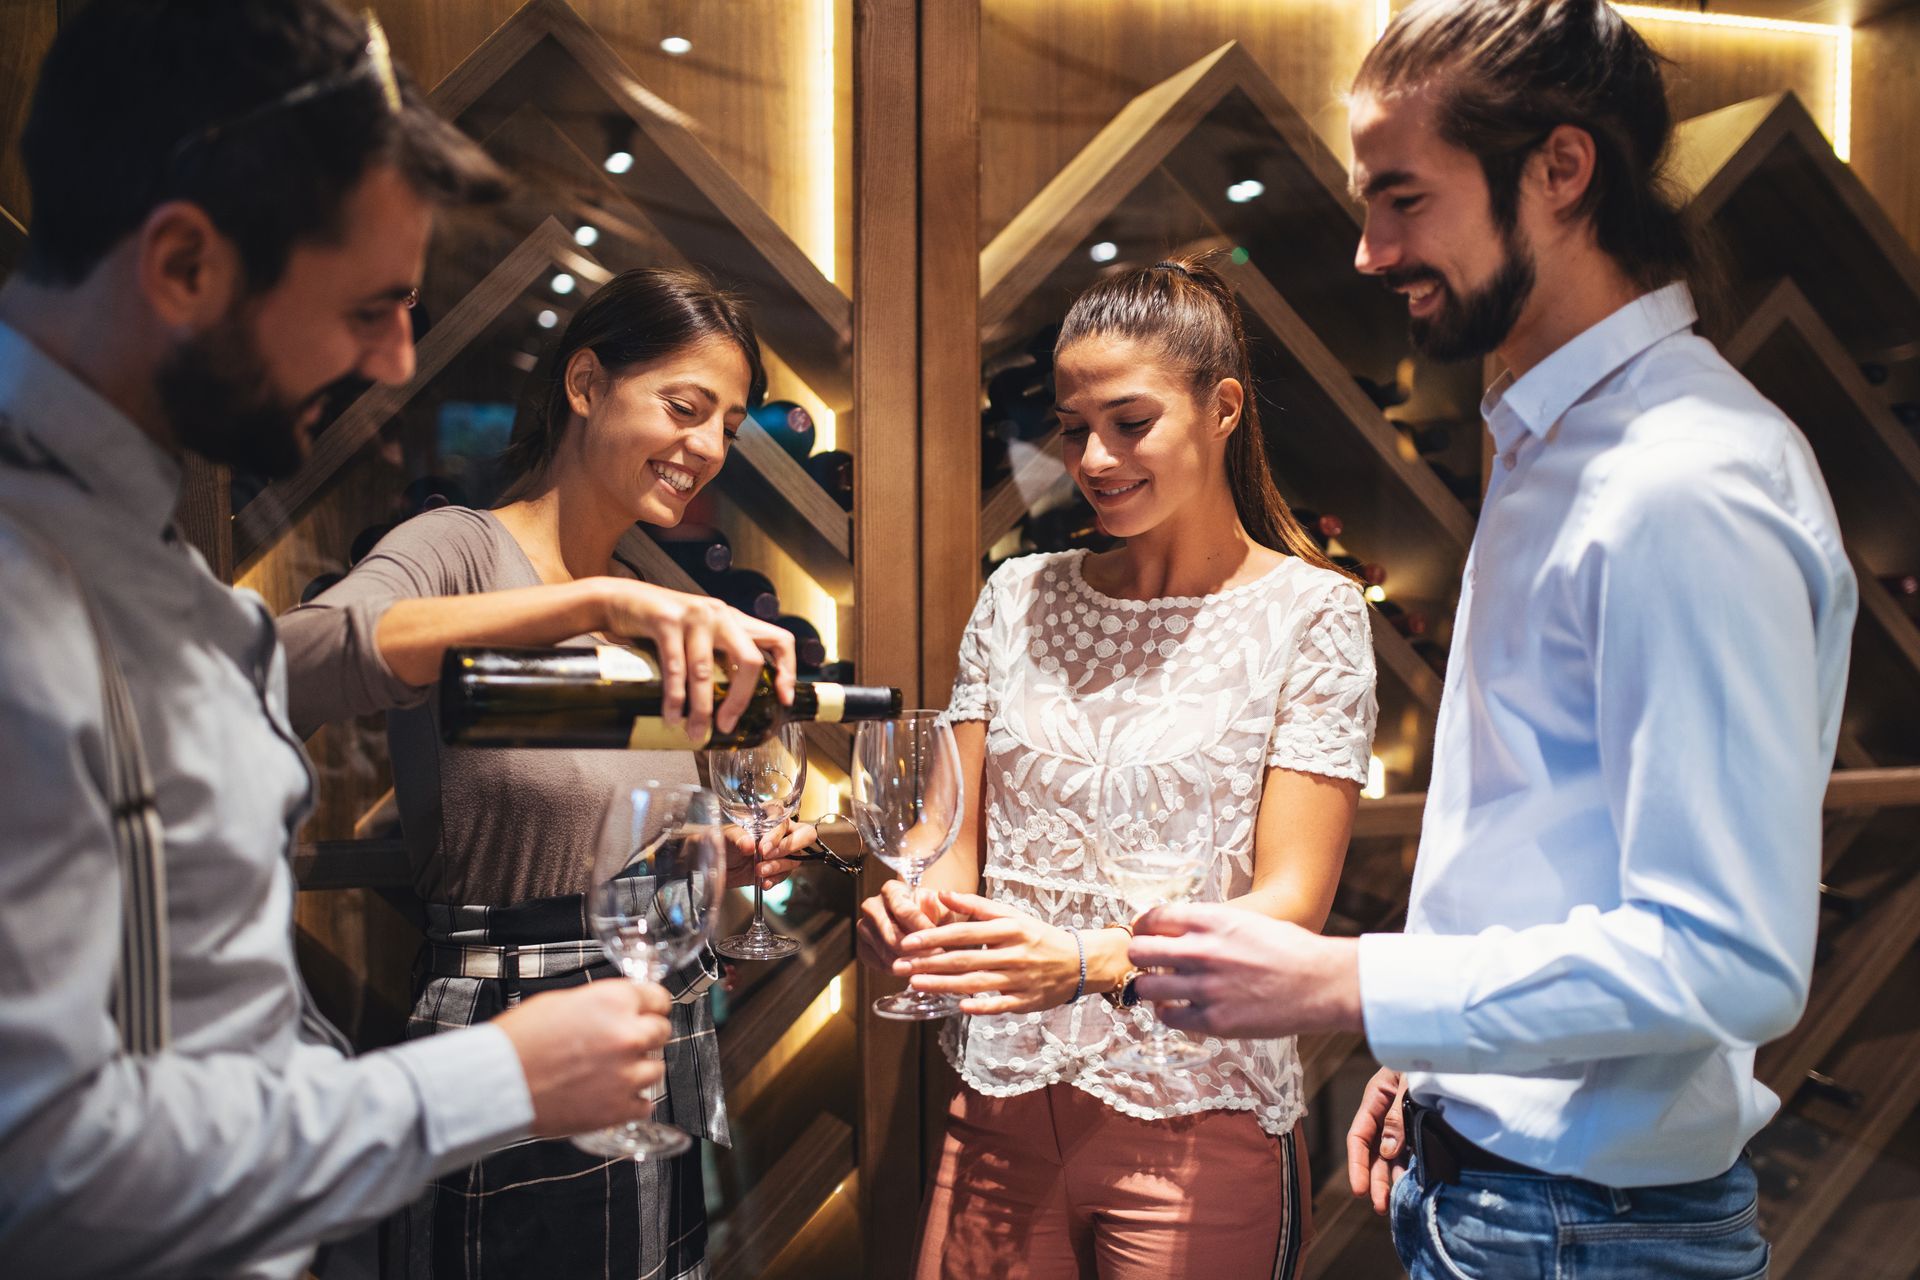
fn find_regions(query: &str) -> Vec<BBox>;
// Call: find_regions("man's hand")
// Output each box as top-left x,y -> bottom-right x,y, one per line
493,978 -> 674,1138
1127,903 -> 1364,1039
1347,1066 -> 1409,1214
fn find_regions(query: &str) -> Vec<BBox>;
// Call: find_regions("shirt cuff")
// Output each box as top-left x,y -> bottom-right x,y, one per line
1357,931 -> 1485,1075
387,1023 -> 535,1168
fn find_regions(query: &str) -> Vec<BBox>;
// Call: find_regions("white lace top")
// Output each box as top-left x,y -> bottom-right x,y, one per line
940,549 -> 1379,1134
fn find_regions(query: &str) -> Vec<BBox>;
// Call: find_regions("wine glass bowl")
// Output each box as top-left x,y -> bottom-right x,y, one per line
573,781 -> 726,1161
712,721 -> 808,961
1097,762 -> 1218,1073
854,711 -> 966,1022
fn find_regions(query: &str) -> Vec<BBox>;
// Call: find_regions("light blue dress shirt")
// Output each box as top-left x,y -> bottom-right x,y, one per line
0,322 -> 534,1278
1357,284 -> 1857,1188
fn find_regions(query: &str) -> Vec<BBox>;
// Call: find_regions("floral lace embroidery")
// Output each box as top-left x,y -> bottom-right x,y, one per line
940,550 -> 1379,1135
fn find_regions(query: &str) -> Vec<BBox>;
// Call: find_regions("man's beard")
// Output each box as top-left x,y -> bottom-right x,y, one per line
154,305 -> 342,480
1390,227 -> 1537,364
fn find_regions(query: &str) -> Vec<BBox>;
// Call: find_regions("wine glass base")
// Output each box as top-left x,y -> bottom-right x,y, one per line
716,928 -> 802,961
873,990 -> 963,1021
571,1120 -> 692,1161
1108,1038 -> 1217,1073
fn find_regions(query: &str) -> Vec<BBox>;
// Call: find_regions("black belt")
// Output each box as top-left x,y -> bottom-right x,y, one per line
1404,1096 -> 1546,1186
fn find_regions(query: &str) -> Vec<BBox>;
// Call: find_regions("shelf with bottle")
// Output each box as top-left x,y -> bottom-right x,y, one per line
1720,278 -> 1920,763
1671,91 -> 1920,361
444,97 -> 856,597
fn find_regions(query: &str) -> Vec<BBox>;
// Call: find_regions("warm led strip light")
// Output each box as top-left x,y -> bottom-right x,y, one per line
808,0 -> 837,283
1369,4 -> 1854,164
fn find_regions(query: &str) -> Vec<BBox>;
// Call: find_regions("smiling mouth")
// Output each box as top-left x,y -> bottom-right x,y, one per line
1401,279 -> 1441,313
1088,478 -> 1147,501
651,461 -> 698,496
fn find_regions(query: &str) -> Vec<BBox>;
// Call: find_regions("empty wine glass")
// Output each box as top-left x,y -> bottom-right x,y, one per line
1096,760 -> 1219,1072
712,720 -> 808,961
573,780 -> 726,1160
853,711 -> 966,1021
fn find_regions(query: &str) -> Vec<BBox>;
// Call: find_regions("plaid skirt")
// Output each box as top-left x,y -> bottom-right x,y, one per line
400,890 -> 728,1280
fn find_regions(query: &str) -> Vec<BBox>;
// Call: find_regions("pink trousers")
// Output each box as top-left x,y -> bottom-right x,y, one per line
914,1082 -> 1312,1279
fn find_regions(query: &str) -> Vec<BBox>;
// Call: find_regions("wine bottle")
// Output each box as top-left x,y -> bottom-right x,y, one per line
750,400 -> 816,462
1861,361 -> 1890,386
403,474 -> 468,517
1891,402 -> 1920,429
439,644 -> 902,751
1291,507 -> 1344,550
710,568 -> 780,621
775,614 -> 828,674
349,521 -> 393,566
1427,462 -> 1482,507
1396,421 -> 1452,457
1798,1070 -> 1864,1110
803,450 -> 855,512
981,419 -> 1012,489
652,525 -> 733,581
986,361 -> 1055,439
300,572 -> 344,605
1353,373 -> 1409,410
1331,554 -> 1388,586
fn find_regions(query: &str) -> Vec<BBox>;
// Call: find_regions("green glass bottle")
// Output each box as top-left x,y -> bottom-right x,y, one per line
439,644 -> 902,751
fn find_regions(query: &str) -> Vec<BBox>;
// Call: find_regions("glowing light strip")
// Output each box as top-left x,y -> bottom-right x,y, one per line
1610,5 -> 1851,165
809,0 -> 837,283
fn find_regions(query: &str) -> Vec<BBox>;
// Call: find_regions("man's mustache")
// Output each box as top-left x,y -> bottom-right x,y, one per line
1382,267 -> 1445,293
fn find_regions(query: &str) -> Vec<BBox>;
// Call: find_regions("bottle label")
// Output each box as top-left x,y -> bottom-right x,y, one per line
597,644 -> 659,682
814,683 -> 846,723
626,719 -> 708,751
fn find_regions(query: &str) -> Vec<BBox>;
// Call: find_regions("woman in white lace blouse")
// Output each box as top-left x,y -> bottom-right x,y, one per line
857,255 -> 1378,1278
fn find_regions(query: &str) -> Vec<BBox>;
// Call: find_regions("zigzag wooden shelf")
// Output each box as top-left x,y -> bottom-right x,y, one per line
434,0 -> 852,408
1672,92 -> 1920,356
711,1110 -> 855,1280
1721,278 -> 1920,762
233,217 -> 607,570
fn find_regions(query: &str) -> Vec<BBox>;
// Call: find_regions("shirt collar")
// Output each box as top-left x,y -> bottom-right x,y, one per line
0,319 -> 182,537
1480,281 -> 1698,459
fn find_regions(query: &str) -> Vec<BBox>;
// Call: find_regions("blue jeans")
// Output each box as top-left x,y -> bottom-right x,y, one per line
1389,1149 -> 1770,1279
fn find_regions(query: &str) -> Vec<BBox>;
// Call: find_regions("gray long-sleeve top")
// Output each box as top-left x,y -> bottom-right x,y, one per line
277,505 -> 699,905
0,322 -> 532,1279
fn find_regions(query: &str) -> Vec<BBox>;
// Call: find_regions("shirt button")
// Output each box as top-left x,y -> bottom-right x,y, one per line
1501,452 -> 1517,470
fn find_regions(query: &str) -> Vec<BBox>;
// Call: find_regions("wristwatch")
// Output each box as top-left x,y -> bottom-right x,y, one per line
1104,967 -> 1144,1009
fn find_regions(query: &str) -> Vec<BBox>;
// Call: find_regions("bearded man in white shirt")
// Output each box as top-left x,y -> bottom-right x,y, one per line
1129,2 -> 1856,1275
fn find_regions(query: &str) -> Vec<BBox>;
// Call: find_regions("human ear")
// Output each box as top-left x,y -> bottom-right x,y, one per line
564,348 -> 605,419
1213,377 -> 1246,439
137,201 -> 242,329
1532,123 -> 1598,220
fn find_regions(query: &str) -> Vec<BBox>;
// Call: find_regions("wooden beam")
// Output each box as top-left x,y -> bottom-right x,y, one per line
710,1111 -> 857,1280
852,2 -> 925,1275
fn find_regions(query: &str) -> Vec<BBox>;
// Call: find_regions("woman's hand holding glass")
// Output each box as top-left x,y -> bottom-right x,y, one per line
900,892 -> 1088,1015
722,818 -> 813,891
856,879 -> 954,975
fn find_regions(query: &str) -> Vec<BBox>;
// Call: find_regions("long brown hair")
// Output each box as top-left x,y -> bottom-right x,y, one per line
1054,253 -> 1344,577
496,265 -> 768,503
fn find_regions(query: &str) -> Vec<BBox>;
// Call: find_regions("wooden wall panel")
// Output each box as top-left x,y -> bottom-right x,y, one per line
0,1 -> 58,225
1855,7 -> 1920,255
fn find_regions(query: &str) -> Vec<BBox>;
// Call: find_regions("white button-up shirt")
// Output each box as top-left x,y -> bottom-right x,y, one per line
1357,284 -> 1857,1187
0,322 -> 533,1278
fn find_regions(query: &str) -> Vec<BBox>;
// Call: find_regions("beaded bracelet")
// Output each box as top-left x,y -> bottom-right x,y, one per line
1069,927 -> 1087,1002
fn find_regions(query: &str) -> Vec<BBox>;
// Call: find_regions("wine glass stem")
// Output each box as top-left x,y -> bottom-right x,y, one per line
749,820 -> 767,928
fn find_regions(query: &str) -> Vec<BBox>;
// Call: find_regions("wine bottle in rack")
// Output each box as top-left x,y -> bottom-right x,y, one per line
402,474 -> 468,517
985,360 -> 1055,440
775,614 -> 828,674
1290,507 -> 1344,550
349,521 -> 393,566
439,644 -> 903,751
1374,599 -> 1430,638
1797,1069 -> 1864,1111
1332,554 -> 1388,586
710,568 -> 780,621
1860,361 -> 1890,386
1882,571 -> 1920,621
1353,372 -> 1409,410
1892,402 -> 1920,430
651,524 -> 733,581
750,400 -> 816,462
300,572 -> 344,605
803,450 -> 854,512
1396,420 -> 1453,457
981,417 -> 1013,489
1426,462 -> 1483,508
